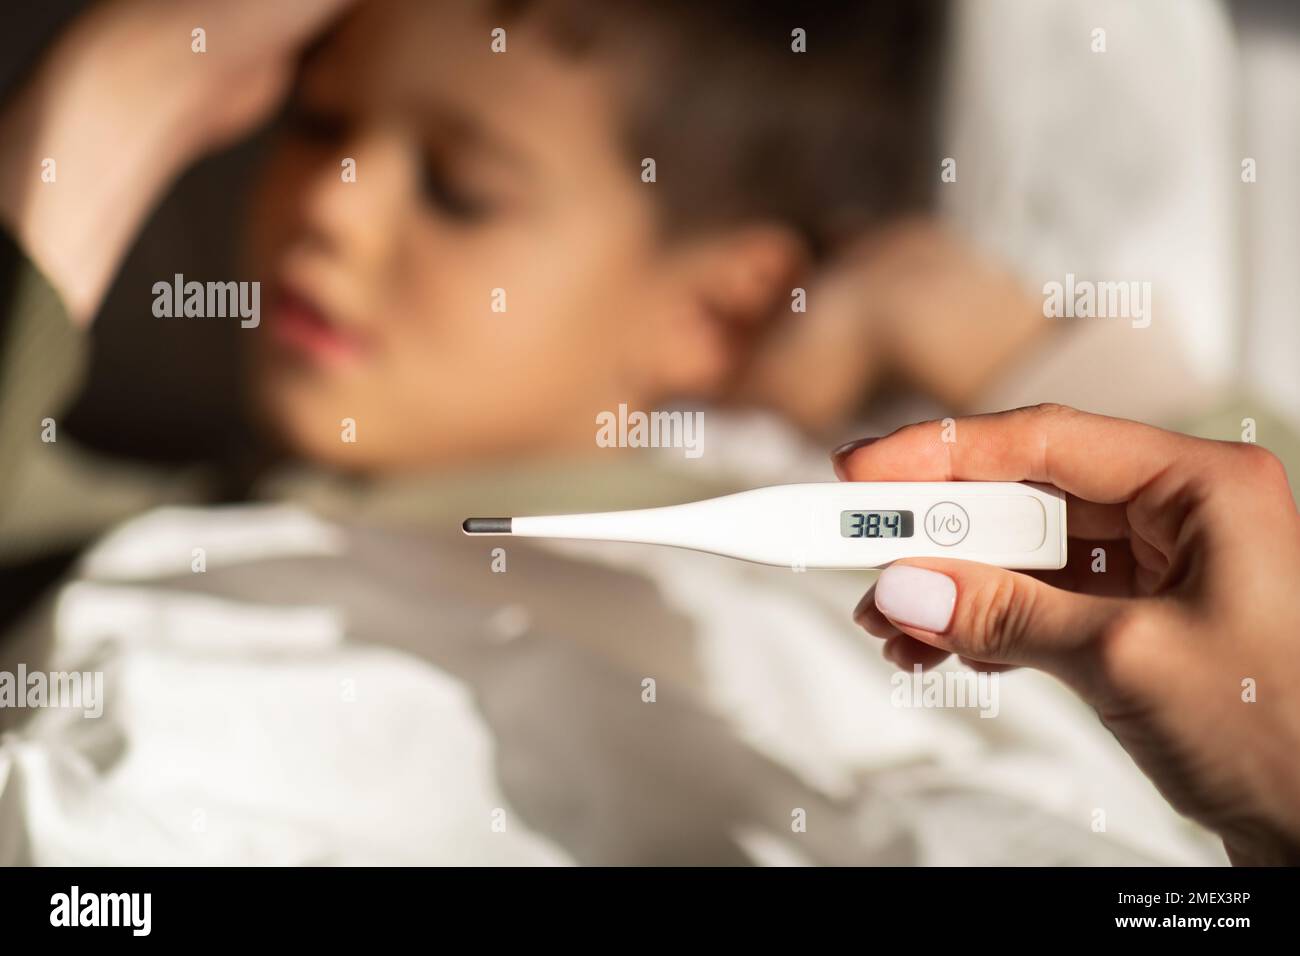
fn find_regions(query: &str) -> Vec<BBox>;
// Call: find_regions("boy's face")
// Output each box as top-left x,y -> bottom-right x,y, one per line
247,0 -> 741,471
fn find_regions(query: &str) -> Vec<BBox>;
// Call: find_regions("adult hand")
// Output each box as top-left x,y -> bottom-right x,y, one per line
835,404 -> 1300,865
0,0 -> 356,322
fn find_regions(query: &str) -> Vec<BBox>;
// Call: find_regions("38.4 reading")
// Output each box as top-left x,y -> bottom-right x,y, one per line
840,510 -> 914,539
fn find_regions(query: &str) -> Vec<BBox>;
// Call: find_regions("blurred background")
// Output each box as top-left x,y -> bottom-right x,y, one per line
1,0 -> 1297,468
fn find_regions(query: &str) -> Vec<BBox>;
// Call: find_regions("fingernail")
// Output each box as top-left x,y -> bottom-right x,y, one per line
874,565 -> 956,633
830,437 -> 879,479
830,437 -> 879,460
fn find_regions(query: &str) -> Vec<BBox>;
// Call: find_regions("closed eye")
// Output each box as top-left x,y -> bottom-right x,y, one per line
419,157 -> 494,222
284,101 -> 349,144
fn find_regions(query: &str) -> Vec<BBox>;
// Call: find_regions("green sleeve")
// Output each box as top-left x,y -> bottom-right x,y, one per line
0,228 -> 88,527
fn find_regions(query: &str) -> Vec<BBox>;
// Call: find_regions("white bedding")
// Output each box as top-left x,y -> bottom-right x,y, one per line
0,503 -> 1225,866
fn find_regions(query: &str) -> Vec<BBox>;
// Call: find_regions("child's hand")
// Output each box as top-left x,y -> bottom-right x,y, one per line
105,0 -> 360,151
728,234 -> 884,432
836,404 -> 1300,865
0,0 -> 356,322
730,219 -> 1044,433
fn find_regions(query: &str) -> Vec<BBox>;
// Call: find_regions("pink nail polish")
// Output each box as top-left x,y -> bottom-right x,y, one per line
874,565 -> 956,633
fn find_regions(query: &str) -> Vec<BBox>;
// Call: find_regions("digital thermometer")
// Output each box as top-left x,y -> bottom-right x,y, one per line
463,482 -> 1067,570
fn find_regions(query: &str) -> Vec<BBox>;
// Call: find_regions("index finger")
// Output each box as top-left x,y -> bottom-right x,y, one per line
835,404 -> 1192,505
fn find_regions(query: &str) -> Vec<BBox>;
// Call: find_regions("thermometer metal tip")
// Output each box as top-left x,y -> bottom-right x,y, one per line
463,517 -> 512,534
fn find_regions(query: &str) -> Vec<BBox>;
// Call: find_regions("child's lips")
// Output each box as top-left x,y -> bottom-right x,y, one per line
269,288 -> 369,366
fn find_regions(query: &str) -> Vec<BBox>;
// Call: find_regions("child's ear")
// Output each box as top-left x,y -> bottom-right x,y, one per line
645,224 -> 809,397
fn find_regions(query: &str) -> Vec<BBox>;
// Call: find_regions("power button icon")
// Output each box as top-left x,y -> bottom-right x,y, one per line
924,502 -> 969,546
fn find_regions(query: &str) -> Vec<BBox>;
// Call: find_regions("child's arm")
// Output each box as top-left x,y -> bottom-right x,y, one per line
0,0 -> 355,533
0,0 -> 358,325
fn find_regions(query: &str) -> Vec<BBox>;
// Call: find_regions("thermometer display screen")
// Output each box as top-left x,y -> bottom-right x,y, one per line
841,510 -> 913,539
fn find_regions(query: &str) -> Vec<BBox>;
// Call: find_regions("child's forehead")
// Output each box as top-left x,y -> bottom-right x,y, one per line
305,0 -> 621,143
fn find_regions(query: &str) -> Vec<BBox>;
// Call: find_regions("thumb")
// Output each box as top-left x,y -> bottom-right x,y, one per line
872,560 -> 1124,680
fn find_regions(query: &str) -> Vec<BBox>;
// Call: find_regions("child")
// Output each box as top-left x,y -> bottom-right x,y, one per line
0,0 -> 950,568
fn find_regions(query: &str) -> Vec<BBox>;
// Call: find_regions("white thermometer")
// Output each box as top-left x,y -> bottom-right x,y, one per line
463,482 -> 1067,570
